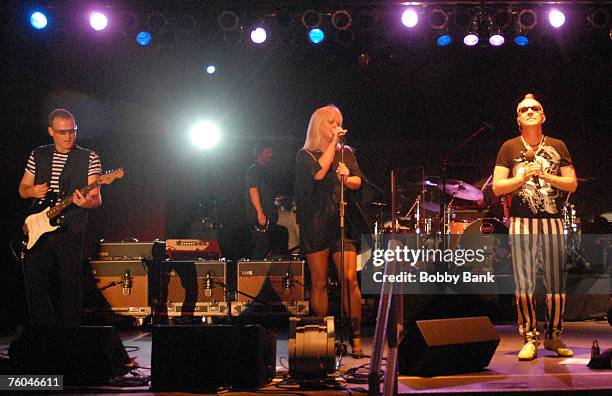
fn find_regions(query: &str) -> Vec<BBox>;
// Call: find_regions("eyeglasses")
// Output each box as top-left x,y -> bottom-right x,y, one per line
53,125 -> 78,136
518,105 -> 543,114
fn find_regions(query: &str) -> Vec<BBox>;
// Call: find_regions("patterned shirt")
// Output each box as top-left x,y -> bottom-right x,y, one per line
25,149 -> 102,193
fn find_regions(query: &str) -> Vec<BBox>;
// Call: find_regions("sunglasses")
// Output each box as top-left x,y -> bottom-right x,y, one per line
518,105 -> 543,114
53,126 -> 78,136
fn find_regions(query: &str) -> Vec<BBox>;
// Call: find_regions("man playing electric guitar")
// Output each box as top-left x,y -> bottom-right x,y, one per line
18,108 -> 102,326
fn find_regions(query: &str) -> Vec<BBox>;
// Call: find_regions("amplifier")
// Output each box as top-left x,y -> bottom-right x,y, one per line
231,301 -> 309,316
236,260 -> 305,303
157,260 -> 228,317
96,241 -> 155,260
85,260 -> 151,317
166,239 -> 222,260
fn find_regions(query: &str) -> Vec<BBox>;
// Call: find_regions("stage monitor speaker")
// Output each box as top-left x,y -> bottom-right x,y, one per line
151,324 -> 276,391
398,316 -> 499,376
235,325 -> 277,389
9,326 -> 130,385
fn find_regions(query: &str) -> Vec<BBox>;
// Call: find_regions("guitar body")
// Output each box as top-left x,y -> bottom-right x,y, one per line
24,207 -> 60,250
21,168 -> 124,251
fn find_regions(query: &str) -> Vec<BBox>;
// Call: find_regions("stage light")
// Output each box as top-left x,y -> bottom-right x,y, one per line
518,9 -> 538,31
463,33 -> 479,46
401,8 -> 419,28
335,29 -> 354,46
588,9 -> 610,29
514,34 -> 529,46
548,9 -> 566,28
90,12 -> 108,31
331,10 -> 352,30
489,33 -> 505,46
429,9 -> 449,30
206,65 -> 216,74
436,34 -> 452,46
308,28 -> 325,44
136,31 -> 152,46
301,10 -> 322,29
190,121 -> 220,150
218,11 -> 239,31
30,11 -> 48,30
250,27 -> 267,44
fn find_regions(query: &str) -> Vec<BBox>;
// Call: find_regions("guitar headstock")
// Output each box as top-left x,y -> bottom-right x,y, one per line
100,168 -> 125,185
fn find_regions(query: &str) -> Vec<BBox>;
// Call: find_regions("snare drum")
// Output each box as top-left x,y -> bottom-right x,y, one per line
456,218 -> 511,273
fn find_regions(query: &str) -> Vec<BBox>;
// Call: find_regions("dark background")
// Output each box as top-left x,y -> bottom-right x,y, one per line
1,1 -> 610,330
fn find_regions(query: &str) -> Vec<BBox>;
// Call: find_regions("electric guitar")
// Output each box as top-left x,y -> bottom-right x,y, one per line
22,168 -> 124,250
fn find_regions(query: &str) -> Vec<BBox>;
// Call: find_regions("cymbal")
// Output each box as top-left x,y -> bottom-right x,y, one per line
431,179 -> 483,201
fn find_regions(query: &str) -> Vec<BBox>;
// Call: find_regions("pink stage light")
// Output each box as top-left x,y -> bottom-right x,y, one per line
549,10 -> 566,28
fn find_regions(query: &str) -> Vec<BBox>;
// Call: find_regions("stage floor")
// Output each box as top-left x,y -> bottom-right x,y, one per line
1,321 -> 610,394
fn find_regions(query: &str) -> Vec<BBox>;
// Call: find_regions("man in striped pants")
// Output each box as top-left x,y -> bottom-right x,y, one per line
493,94 -> 578,361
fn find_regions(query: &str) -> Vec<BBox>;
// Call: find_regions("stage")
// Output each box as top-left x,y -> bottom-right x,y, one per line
1,320 -> 610,394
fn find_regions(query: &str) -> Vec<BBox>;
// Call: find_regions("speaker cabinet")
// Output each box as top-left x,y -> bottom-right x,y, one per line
9,326 -> 130,385
85,260 -> 151,316
151,324 -> 276,391
398,316 -> 500,376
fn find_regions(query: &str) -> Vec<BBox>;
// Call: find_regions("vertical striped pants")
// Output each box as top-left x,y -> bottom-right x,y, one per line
509,217 -> 567,342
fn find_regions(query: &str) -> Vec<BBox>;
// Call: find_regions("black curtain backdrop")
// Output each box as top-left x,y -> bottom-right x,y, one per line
1,2 -> 610,330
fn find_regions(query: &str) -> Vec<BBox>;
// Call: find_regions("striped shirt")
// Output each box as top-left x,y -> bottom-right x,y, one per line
25,149 -> 102,193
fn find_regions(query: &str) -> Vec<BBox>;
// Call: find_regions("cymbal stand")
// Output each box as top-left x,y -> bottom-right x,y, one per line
439,124 -> 489,252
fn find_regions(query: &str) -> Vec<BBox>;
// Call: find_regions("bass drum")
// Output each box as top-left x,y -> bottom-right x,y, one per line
456,218 -> 511,274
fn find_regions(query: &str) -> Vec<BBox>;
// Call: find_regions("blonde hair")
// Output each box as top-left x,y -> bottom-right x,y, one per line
516,93 -> 543,114
302,105 -> 343,151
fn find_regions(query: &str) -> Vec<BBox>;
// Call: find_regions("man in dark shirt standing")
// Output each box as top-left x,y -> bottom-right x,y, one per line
18,108 -> 102,326
493,94 -> 577,361
245,145 -> 288,259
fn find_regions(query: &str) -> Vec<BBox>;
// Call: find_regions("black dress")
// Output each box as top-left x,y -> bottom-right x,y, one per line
295,147 -> 364,254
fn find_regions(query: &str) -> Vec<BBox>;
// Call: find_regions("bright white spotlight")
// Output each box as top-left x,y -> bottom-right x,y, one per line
489,34 -> 505,46
190,121 -> 220,149
90,12 -> 108,31
30,12 -> 48,29
401,9 -> 419,28
549,10 -> 566,28
206,65 -> 216,74
463,33 -> 479,46
250,27 -> 267,44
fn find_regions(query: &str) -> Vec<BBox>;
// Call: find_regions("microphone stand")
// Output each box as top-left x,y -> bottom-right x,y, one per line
335,136 -> 351,369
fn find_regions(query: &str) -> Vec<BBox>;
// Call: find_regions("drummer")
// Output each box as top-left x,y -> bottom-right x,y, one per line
245,143 -> 289,259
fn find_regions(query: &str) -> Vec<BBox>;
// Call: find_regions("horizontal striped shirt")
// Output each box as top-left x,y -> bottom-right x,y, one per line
26,149 -> 102,193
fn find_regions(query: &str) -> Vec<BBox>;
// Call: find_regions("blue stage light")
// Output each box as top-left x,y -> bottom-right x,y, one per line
436,34 -> 452,46
30,12 -> 48,30
136,31 -> 152,46
308,28 -> 325,44
514,35 -> 529,46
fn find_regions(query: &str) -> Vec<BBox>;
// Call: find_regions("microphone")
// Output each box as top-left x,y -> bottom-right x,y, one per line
524,149 -> 540,185
122,270 -> 132,296
204,272 -> 214,297
282,270 -> 295,294
337,128 -> 348,139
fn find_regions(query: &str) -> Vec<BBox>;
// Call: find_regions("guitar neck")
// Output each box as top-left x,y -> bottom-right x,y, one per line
46,180 -> 100,220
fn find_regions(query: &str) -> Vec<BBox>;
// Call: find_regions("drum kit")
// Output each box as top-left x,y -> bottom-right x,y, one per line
373,175 -> 512,273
